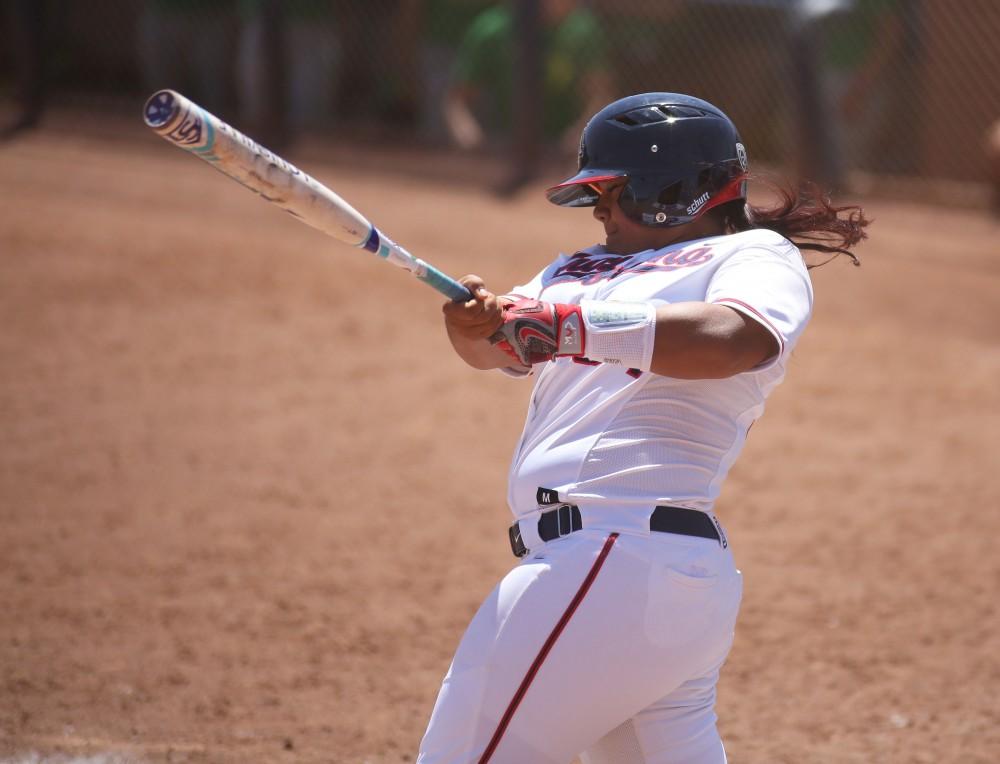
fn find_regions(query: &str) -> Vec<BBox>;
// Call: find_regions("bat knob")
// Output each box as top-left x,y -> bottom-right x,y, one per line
143,90 -> 179,129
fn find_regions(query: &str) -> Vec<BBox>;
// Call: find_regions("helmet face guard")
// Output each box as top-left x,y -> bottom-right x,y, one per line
546,94 -> 749,228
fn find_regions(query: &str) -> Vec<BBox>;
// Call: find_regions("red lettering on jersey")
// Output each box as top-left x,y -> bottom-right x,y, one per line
552,254 -> 632,281
547,245 -> 714,286
634,246 -> 714,273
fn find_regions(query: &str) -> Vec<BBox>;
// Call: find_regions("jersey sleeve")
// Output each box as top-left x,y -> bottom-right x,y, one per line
704,239 -> 814,371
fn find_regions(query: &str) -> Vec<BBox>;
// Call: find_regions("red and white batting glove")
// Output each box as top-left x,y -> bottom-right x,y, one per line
488,299 -> 585,366
489,298 -> 659,370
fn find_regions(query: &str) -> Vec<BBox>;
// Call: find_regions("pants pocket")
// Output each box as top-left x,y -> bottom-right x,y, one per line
643,559 -> 725,647
664,565 -> 720,589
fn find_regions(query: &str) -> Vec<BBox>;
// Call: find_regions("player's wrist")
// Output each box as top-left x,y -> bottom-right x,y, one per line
576,299 -> 657,371
490,298 -> 657,371
551,302 -> 585,357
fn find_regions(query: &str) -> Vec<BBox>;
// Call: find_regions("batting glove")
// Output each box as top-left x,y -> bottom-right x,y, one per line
488,299 -> 585,366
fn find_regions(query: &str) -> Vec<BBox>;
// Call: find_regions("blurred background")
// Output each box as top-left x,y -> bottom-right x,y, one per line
2,0 -> 999,204
1,2 -> 999,763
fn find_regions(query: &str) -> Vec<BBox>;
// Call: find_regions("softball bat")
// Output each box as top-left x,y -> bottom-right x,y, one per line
142,89 -> 473,302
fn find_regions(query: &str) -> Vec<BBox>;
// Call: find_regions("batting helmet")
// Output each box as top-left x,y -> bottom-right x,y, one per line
546,93 -> 749,227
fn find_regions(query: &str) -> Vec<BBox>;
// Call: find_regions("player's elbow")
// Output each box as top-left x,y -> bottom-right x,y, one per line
713,345 -> 769,378
650,304 -> 777,379
696,333 -> 777,378
652,344 -> 757,379
711,306 -> 780,375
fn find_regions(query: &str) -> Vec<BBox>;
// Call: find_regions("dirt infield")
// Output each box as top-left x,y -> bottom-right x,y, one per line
1,126 -> 998,764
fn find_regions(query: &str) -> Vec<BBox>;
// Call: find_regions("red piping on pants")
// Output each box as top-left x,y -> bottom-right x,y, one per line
477,533 -> 620,764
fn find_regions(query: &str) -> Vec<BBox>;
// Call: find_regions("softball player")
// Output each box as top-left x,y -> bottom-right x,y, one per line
421,92 -> 868,764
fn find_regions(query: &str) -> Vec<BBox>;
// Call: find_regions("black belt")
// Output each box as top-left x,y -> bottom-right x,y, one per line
509,503 -> 722,558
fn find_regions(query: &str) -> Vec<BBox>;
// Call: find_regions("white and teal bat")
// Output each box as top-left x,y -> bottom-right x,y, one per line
142,89 -> 473,302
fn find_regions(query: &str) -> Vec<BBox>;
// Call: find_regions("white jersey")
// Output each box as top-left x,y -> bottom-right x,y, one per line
503,227 -> 813,518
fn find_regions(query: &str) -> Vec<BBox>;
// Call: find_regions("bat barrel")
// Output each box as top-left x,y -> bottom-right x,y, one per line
143,89 -> 471,301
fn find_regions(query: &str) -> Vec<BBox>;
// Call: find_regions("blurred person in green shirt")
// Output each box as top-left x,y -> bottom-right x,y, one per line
444,0 -> 612,158
822,0 -> 905,173
419,0 -> 492,142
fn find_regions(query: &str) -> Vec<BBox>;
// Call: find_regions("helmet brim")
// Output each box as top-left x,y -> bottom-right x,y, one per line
545,171 -> 628,207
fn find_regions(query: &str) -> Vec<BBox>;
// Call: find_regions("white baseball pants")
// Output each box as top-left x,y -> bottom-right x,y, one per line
417,525 -> 743,764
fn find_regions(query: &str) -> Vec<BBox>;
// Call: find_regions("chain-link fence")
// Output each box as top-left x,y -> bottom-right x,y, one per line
2,0 -> 998,196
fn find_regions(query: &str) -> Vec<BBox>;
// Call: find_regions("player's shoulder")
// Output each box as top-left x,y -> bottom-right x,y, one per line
713,228 -> 805,267
725,227 -> 796,251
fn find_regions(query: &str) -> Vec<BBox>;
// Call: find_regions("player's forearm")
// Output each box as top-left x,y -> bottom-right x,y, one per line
649,303 -> 777,379
489,298 -> 777,378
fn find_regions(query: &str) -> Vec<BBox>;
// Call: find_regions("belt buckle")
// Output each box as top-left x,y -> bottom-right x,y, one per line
538,503 -> 582,543
510,503 -> 583,558
557,503 -> 573,535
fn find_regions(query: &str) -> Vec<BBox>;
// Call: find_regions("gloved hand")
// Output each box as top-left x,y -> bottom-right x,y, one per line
488,298 -> 585,366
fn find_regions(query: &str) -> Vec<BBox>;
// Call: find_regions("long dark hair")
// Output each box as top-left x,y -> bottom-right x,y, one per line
713,176 -> 870,267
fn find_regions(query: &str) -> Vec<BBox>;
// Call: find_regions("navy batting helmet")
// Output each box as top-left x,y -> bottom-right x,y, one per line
546,93 -> 749,227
